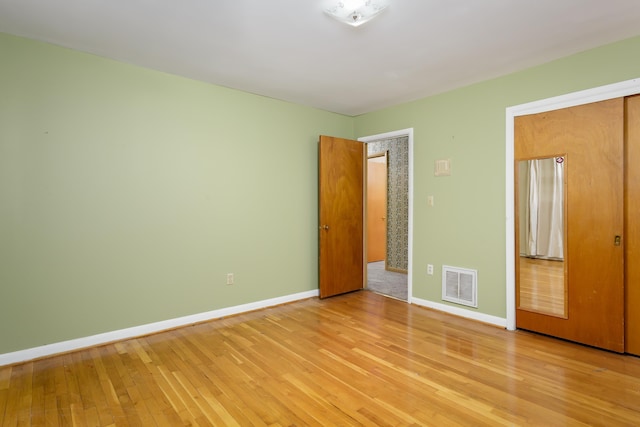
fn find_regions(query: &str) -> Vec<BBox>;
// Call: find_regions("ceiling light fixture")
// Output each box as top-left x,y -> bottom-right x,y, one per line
324,1 -> 390,27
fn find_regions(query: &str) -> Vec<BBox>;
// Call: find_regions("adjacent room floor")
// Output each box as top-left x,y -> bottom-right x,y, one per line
366,261 -> 408,301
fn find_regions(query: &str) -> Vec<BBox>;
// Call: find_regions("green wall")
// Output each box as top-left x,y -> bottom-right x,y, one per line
0,33 -> 353,354
355,36 -> 640,318
2,30 -> 639,356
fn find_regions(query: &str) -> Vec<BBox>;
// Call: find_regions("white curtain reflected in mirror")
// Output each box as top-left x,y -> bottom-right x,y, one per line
518,157 -> 567,318
524,158 -> 564,259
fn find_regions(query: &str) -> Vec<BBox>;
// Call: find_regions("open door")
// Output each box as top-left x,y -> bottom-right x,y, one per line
367,154 -> 387,262
318,135 -> 365,298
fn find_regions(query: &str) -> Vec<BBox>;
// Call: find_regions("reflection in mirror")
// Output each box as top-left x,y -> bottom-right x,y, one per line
517,156 -> 567,318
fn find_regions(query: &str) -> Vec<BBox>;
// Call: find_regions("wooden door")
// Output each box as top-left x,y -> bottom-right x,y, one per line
626,95 -> 640,356
367,156 -> 387,262
515,98 -> 625,352
318,135 -> 365,298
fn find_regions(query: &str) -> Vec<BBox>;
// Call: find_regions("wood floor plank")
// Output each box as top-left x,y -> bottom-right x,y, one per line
2,291 -> 640,426
2,364 -> 32,427
0,366 -> 12,426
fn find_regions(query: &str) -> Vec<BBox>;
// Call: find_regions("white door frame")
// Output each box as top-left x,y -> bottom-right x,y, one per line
505,78 -> 640,330
359,128 -> 414,302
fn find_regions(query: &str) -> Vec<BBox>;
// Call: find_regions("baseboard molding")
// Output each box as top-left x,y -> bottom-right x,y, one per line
411,297 -> 507,328
0,289 -> 319,367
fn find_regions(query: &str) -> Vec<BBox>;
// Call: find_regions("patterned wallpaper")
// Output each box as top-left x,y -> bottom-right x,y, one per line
367,136 -> 409,272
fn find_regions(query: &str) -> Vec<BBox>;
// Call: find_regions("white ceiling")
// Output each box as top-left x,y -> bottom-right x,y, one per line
2,0 -> 640,116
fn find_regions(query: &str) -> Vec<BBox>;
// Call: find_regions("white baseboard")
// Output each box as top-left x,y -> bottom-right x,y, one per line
0,290 -> 319,367
410,297 -> 507,328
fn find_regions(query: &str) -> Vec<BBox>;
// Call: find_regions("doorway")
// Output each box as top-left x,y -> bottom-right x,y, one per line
360,130 -> 413,302
318,129 -> 414,301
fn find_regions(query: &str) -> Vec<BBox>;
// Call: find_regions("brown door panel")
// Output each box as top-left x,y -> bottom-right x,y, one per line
319,135 -> 365,298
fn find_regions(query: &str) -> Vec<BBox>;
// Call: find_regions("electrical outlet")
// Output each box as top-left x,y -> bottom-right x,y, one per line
226,273 -> 234,285
427,264 -> 434,275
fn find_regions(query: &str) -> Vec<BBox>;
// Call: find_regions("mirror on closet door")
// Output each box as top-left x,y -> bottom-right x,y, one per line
517,156 -> 567,318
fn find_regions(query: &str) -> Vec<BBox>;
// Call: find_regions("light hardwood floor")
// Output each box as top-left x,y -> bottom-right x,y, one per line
1,291 -> 639,426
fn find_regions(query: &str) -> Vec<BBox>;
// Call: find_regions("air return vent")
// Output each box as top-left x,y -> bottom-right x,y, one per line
442,266 -> 477,308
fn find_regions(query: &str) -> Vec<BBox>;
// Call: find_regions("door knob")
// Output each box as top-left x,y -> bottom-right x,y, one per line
319,225 -> 329,230
614,235 -> 621,246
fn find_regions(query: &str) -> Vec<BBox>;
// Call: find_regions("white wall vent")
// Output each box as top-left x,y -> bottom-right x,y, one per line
442,265 -> 477,308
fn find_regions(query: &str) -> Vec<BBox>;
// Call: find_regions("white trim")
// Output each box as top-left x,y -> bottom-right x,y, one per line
359,128 -> 414,303
0,290 -> 318,367
412,297 -> 507,328
505,77 -> 640,331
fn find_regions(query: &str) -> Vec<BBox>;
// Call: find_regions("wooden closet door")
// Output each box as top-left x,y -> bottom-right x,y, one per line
515,98 -> 625,352
626,95 -> 640,356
